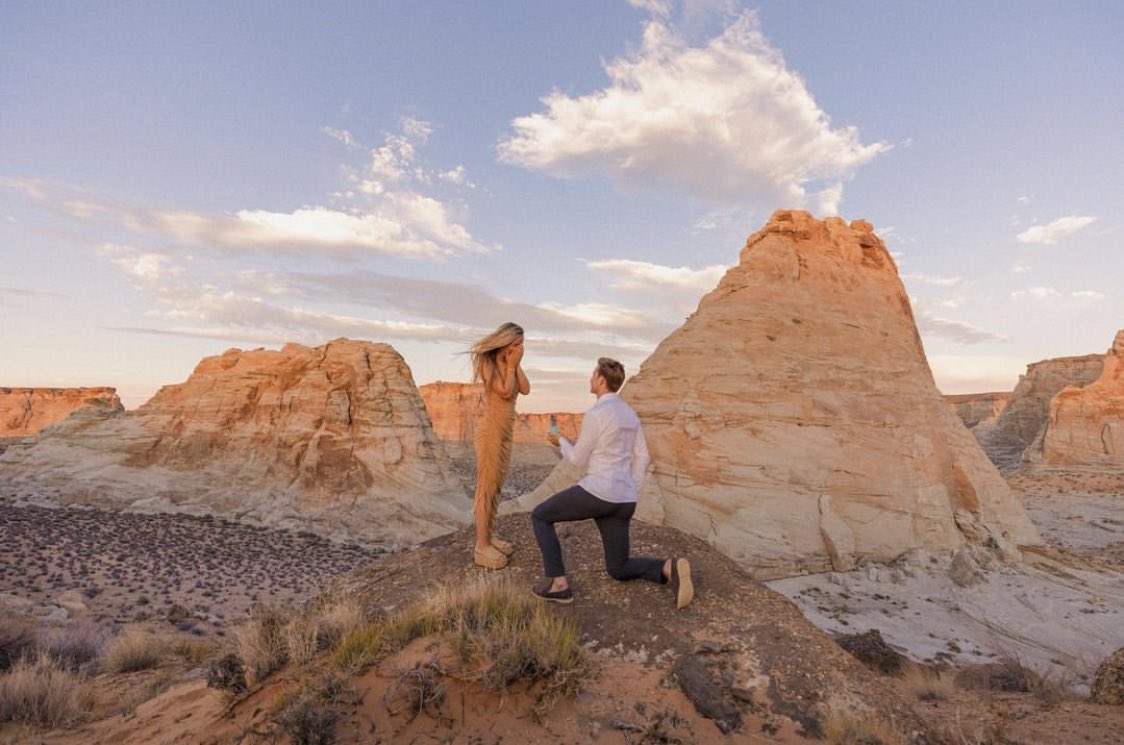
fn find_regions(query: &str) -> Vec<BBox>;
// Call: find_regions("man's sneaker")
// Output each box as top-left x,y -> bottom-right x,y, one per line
532,582 -> 574,604
671,557 -> 693,610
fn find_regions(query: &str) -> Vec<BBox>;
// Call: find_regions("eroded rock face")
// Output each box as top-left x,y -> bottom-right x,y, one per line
512,210 -> 1040,578
418,381 -> 582,444
1032,330 -> 1124,467
0,340 -> 469,545
945,392 -> 1009,430
993,355 -> 1103,454
0,387 -> 123,437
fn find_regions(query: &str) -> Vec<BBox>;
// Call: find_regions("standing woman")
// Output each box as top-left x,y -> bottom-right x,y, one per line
470,322 -> 530,569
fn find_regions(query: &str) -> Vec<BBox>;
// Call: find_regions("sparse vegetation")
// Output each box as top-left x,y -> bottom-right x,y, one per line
206,653 -> 247,697
231,603 -> 289,684
271,672 -> 351,745
43,621 -> 106,673
822,709 -> 906,745
0,652 -> 88,727
0,617 -> 38,672
901,664 -> 956,703
331,577 -> 588,715
101,630 -> 166,674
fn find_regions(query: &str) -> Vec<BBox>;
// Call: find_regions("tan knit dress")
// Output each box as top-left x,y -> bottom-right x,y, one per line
473,374 -> 518,532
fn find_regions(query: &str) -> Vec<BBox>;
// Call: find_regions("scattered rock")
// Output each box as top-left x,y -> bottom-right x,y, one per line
835,629 -> 909,675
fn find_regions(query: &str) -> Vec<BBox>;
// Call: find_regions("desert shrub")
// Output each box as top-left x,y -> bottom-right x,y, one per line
0,652 -> 87,727
286,613 -> 320,667
272,672 -> 350,745
172,638 -> 214,666
331,577 -> 587,715
313,597 -> 365,649
43,621 -> 106,672
822,709 -> 905,745
102,631 -> 165,674
0,617 -> 38,672
206,654 -> 247,696
232,604 -> 289,684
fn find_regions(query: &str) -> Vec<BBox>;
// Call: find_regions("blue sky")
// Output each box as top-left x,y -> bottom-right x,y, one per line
2,0 -> 1122,411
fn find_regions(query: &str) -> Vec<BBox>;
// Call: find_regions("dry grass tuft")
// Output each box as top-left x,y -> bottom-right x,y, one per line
101,631 -> 166,674
232,604 -> 290,684
0,615 -> 39,673
331,577 -> 588,716
0,652 -> 88,727
822,709 -> 906,745
43,622 -> 106,673
271,672 -> 352,745
901,664 -> 956,703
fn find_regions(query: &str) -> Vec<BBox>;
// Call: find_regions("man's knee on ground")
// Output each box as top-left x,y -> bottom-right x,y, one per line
605,563 -> 630,581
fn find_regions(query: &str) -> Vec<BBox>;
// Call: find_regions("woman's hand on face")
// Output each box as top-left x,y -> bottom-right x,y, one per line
510,340 -> 524,365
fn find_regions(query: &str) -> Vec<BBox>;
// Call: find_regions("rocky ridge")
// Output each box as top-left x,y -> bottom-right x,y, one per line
0,387 -> 123,437
418,380 -> 582,443
0,339 -> 469,546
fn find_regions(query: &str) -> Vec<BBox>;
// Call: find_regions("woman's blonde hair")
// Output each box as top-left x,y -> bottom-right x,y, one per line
470,322 -> 524,384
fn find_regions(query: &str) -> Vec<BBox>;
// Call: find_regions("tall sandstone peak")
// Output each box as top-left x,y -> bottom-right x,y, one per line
945,392 -> 1009,430
0,387 -> 123,437
0,340 -> 469,545
1032,329 -> 1124,467
418,381 -> 583,443
514,211 -> 1040,578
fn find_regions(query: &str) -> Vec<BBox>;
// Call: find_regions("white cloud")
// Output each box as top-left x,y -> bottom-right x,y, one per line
902,273 -> 963,288
916,310 -> 1006,345
584,258 -> 727,291
1070,290 -> 1105,302
498,11 -> 889,212
627,0 -> 672,17
1010,286 -> 1059,300
1016,215 -> 1096,244
10,120 -> 497,259
1012,261 -> 1032,274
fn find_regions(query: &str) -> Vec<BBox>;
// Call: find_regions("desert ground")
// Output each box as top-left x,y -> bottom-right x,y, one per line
1,447 -> 1123,743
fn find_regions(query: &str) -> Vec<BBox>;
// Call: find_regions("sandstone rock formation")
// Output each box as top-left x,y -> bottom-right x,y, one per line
418,381 -> 582,444
511,210 -> 1040,578
989,353 -> 1103,457
0,340 -> 469,545
1031,329 -> 1124,467
945,392 -> 1009,430
0,387 -> 123,437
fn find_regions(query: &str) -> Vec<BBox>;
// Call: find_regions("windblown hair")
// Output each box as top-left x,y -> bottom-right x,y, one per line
596,357 -> 626,392
470,322 -> 524,384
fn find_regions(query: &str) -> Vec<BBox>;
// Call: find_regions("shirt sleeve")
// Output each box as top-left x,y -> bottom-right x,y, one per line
630,422 -> 650,487
561,407 -> 600,469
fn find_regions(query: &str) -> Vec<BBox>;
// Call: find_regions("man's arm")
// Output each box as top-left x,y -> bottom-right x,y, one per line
629,424 -> 650,487
560,408 -> 600,469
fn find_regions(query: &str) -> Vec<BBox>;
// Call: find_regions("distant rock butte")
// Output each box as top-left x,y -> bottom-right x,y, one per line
418,381 -> 582,444
0,387 -> 123,437
1032,329 -> 1124,467
0,340 -> 469,545
945,392 -> 1009,430
512,210 -> 1040,579
992,353 -> 1104,455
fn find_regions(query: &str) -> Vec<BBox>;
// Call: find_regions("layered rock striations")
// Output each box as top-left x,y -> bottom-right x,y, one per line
992,354 -> 1104,456
1032,330 -> 1124,467
0,387 -> 123,437
945,392 -> 1009,430
514,211 -> 1040,578
418,381 -> 582,444
0,340 -> 469,545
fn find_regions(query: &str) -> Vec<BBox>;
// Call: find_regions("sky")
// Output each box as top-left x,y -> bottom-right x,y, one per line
2,0 -> 1122,412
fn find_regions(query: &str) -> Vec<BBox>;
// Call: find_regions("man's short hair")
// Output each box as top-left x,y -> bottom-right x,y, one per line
596,357 -> 626,392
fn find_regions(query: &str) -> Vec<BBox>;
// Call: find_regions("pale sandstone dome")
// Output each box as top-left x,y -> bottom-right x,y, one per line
511,210 -> 1041,579
418,381 -> 583,443
0,339 -> 469,545
1031,329 -> 1124,467
0,387 -> 123,437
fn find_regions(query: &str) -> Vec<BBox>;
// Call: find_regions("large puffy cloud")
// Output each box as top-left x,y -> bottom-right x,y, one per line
1016,215 -> 1096,245
498,11 -> 888,214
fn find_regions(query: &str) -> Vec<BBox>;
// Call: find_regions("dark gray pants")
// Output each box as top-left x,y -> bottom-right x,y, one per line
531,485 -> 665,583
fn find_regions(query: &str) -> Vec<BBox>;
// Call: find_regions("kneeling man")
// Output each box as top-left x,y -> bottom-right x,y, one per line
531,357 -> 692,609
